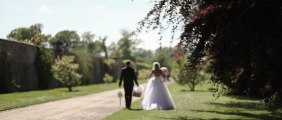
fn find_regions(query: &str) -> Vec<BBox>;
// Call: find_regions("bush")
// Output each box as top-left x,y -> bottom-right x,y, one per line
264,91 -> 282,110
35,47 -> 53,89
103,73 -> 113,83
137,69 -> 151,80
51,55 -> 82,92
72,47 -> 94,84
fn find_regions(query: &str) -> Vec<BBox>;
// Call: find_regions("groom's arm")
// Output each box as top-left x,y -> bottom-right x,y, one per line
119,70 -> 124,88
133,70 -> 139,87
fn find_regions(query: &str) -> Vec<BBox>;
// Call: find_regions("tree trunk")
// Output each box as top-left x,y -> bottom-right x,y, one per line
67,85 -> 72,92
191,81 -> 195,91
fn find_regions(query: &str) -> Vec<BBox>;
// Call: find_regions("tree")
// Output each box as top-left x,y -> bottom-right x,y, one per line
114,30 -> 140,60
89,36 -> 108,58
80,32 -> 108,58
51,30 -> 80,58
132,48 -> 153,63
100,36 -> 108,59
35,47 -> 54,90
51,56 -> 82,92
7,23 -> 49,45
51,30 -> 80,50
151,47 -> 174,75
175,56 -> 206,91
139,0 -> 282,100
81,31 -> 95,44
108,42 -> 121,58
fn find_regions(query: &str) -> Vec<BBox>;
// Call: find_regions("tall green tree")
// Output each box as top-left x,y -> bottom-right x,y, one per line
81,31 -> 95,44
51,30 -> 80,57
139,0 -> 282,99
111,30 -> 140,60
100,36 -> 108,59
51,30 -> 80,49
80,32 -> 108,58
132,48 -> 153,63
7,23 -> 49,45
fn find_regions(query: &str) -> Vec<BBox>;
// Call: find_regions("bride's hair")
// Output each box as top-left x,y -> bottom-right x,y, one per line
152,62 -> 161,70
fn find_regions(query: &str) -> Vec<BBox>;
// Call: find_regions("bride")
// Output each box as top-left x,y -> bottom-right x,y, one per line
141,62 -> 176,110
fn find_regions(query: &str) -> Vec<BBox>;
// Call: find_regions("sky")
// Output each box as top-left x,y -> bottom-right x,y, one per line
0,0 -> 179,50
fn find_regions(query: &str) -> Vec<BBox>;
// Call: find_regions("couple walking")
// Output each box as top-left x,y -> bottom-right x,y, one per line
119,61 -> 176,110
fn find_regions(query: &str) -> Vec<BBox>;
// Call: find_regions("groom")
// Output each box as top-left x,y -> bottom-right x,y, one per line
119,60 -> 139,109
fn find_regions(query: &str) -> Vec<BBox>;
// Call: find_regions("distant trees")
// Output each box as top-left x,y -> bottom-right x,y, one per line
153,47 -> 173,73
51,30 -> 80,51
109,30 -> 140,60
4,23 -> 166,93
7,23 -> 50,45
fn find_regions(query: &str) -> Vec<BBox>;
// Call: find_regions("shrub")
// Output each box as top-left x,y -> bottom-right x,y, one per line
103,73 -> 113,83
35,47 -> 53,89
51,55 -> 82,92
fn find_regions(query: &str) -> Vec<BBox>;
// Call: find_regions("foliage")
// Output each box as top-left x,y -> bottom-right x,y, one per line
264,91 -> 282,110
108,42 -> 120,58
35,47 -> 54,90
6,23 -> 50,45
137,69 -> 151,79
50,30 -> 80,55
132,48 -> 153,63
152,47 -> 174,74
70,47 -> 94,84
103,73 -> 113,83
136,62 -> 151,70
88,36 -> 108,58
81,31 -> 108,58
104,59 -> 122,82
51,55 -> 82,92
138,0 -> 282,99
175,56 -> 207,91
81,31 -> 95,44
109,30 -> 140,60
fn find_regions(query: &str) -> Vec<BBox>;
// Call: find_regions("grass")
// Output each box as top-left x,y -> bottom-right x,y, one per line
106,82 -> 282,120
0,79 -> 146,111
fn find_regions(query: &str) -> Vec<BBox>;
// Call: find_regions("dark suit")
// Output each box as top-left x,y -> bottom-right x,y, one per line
119,66 -> 139,109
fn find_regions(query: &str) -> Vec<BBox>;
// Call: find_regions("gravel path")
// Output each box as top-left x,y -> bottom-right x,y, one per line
0,87 -> 143,120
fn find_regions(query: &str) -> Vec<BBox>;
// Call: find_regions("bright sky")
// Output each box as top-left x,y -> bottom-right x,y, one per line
0,0 -> 179,50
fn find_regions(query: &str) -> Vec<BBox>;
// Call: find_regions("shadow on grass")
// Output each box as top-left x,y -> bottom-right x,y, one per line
61,89 -> 80,92
180,89 -> 207,92
191,101 -> 282,120
158,116 -> 193,120
191,109 -> 282,120
227,95 -> 262,101
158,116 -> 220,120
129,108 -> 143,111
208,102 -> 265,111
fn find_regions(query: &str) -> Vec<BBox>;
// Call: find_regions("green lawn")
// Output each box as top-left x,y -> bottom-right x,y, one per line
106,82 -> 282,120
0,79 -> 146,111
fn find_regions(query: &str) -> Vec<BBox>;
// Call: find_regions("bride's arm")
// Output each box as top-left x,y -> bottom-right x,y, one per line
161,71 -> 166,82
148,70 -> 153,78
162,71 -> 166,78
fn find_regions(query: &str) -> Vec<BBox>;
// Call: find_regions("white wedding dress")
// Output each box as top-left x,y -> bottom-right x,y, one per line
141,75 -> 176,110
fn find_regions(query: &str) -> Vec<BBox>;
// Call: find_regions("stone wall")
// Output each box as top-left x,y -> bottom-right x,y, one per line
0,38 -> 124,93
0,39 -> 38,92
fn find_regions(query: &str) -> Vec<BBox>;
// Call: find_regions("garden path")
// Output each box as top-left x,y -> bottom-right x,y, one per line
0,87 -> 141,120
0,80 -> 173,120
